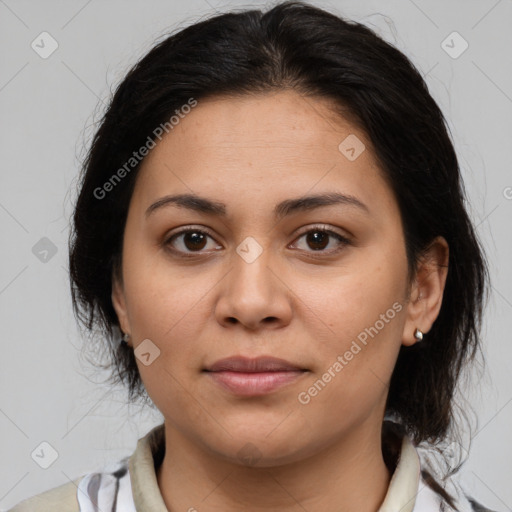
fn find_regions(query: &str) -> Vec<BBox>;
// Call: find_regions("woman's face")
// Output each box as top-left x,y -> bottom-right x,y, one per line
112,90 -> 426,465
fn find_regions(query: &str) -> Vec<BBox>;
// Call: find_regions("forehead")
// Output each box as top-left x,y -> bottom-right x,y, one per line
132,90 -> 395,219
156,90 -> 368,157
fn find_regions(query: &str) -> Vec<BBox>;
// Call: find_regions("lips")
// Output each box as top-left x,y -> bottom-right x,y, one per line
203,356 -> 308,396
204,356 -> 305,373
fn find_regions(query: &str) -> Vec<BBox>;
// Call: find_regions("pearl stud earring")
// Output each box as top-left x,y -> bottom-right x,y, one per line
414,328 -> 423,342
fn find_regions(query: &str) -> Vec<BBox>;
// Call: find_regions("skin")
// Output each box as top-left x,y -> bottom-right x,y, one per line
112,89 -> 449,512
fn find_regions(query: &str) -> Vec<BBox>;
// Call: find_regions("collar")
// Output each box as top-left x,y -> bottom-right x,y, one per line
128,423 -> 168,511
379,432 -> 424,511
127,423 -> 438,512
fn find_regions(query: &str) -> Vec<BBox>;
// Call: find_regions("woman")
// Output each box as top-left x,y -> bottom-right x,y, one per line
9,1 -> 495,511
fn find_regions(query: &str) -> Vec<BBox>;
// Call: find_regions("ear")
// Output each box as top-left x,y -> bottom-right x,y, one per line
111,270 -> 131,340
402,236 -> 449,346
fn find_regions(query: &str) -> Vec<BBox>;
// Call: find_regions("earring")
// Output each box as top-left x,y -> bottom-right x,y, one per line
121,332 -> 130,346
414,328 -> 423,342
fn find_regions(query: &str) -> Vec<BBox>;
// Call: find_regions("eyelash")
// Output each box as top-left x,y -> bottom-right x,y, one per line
163,224 -> 352,259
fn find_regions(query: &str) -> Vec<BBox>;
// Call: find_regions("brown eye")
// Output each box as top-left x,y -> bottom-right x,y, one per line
164,225 -> 351,259
164,228 -> 220,256
292,226 -> 351,255
181,231 -> 208,251
305,230 -> 329,251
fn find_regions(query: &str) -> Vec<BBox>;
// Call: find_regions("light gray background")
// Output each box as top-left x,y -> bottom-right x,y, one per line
0,0 -> 511,510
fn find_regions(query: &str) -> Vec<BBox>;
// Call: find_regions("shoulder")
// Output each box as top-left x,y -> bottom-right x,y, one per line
7,456 -> 133,512
7,425 -> 163,512
417,452 -> 498,512
419,468 -> 499,512
7,477 -> 83,512
383,421 -> 498,512
467,496 -> 499,512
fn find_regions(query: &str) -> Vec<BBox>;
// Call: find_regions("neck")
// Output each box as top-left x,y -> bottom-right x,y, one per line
156,420 -> 394,512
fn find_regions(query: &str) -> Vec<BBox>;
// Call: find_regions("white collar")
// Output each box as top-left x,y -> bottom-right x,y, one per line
378,433 -> 445,511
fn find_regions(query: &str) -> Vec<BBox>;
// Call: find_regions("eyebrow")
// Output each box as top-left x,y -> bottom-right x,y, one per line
145,192 -> 370,220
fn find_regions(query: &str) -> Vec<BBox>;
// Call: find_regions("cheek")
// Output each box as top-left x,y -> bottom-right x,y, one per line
124,263 -> 211,412
121,250 -> 220,383
295,275 -> 405,432
297,247 -> 407,390
122,238 -> 198,329
307,257 -> 406,340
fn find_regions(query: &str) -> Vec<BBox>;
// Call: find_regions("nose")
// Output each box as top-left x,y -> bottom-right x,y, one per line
214,242 -> 293,331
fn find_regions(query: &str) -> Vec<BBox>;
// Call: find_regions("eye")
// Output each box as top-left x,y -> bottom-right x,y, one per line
290,225 -> 351,255
163,224 -> 351,258
163,227 -> 221,257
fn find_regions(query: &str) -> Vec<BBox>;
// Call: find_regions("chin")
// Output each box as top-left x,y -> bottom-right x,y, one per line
200,425 -> 313,468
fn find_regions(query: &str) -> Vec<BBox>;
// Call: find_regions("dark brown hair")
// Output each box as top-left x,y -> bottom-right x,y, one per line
69,1 -> 490,451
